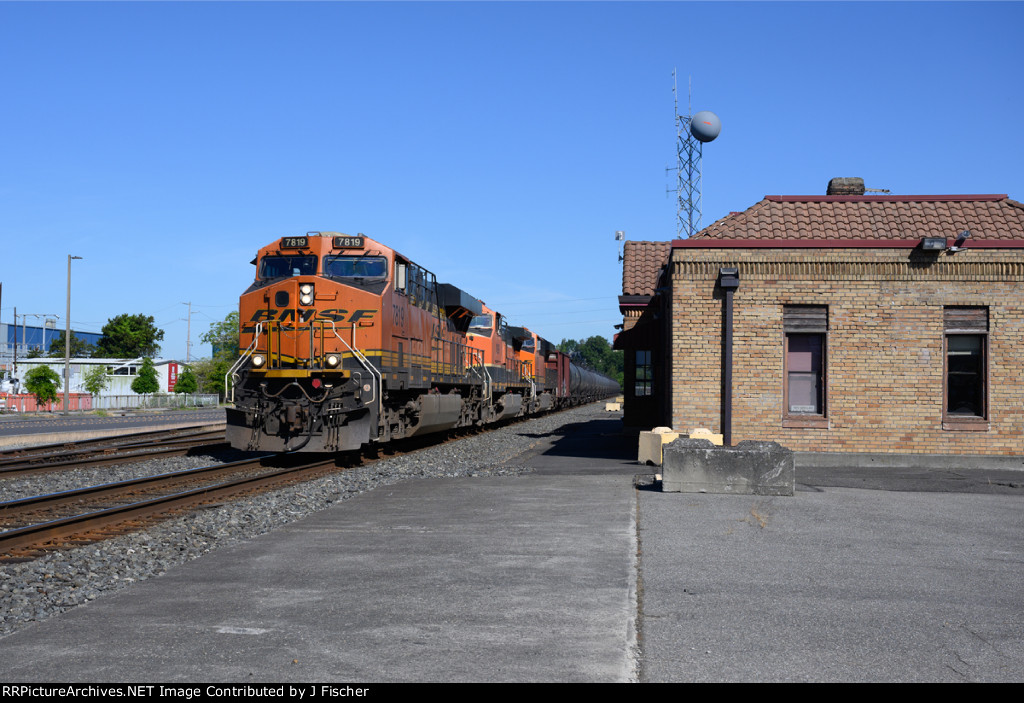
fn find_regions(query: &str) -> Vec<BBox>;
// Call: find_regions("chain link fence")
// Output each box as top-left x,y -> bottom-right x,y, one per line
89,394 -> 220,410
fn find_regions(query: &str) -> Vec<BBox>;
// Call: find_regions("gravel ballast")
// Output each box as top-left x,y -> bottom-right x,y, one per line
0,405 -> 595,639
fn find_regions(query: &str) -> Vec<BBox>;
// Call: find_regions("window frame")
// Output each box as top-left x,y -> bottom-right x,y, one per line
782,305 -> 828,429
942,306 -> 989,431
323,255 -> 388,280
467,313 -> 493,338
634,349 -> 653,397
257,254 -> 318,281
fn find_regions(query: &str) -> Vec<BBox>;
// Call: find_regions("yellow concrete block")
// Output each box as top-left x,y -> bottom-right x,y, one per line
638,427 -> 681,465
605,402 -> 621,412
690,427 -> 723,446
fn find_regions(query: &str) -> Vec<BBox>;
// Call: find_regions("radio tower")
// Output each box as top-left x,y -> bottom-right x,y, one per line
672,71 -> 721,238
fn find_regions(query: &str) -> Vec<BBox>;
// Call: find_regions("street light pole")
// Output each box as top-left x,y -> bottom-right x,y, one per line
64,255 -> 83,415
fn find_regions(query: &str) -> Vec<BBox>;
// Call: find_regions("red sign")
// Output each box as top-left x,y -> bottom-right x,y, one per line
168,362 -> 178,391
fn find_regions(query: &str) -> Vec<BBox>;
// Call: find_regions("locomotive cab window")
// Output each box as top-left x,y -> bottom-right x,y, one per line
468,314 -> 493,336
324,256 -> 387,279
259,255 -> 318,281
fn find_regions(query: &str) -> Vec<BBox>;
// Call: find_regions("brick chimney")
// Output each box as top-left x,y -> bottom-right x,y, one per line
826,177 -> 866,196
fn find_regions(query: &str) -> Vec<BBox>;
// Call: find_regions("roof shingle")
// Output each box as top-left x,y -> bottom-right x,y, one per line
622,240 -> 671,296
692,195 -> 1024,241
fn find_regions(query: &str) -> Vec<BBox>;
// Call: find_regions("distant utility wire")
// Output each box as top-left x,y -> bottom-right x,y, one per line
508,318 -> 620,328
507,307 -> 611,317
487,295 -> 617,308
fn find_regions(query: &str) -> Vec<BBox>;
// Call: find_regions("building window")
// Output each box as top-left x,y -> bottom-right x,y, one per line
786,334 -> 824,413
783,306 -> 828,427
944,307 -> 988,427
635,350 -> 653,397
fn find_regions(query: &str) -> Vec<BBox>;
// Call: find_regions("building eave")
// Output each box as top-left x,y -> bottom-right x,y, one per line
673,239 -> 1024,249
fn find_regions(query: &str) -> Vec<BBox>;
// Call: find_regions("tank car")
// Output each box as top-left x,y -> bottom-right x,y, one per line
225,232 -> 619,453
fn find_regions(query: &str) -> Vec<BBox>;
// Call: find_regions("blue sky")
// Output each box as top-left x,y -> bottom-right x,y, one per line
2,1 -> 1021,361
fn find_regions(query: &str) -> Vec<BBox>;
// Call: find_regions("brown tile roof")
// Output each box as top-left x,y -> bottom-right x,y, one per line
691,194 -> 1024,241
622,240 -> 671,296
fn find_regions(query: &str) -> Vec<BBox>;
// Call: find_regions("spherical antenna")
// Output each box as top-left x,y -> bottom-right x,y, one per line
689,110 -> 721,143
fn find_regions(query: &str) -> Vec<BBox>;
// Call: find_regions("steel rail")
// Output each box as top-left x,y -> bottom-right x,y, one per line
0,457 -> 337,554
0,424 -> 226,463
0,457 -> 269,513
0,435 -> 230,478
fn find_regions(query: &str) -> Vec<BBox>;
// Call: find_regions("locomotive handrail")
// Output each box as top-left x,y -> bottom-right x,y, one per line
225,321 -> 265,404
326,320 -> 383,434
467,348 -> 491,407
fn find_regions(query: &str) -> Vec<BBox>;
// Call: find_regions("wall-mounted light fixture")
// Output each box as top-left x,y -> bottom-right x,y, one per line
948,230 -> 971,253
718,267 -> 740,290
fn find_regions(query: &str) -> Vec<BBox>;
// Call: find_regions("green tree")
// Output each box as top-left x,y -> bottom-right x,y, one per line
193,311 -> 239,401
201,311 -> 239,358
26,347 -> 44,359
81,365 -> 109,397
48,331 -> 96,358
131,357 -> 160,395
174,365 -> 198,394
191,357 -> 235,400
96,314 -> 165,358
24,365 -> 61,408
557,338 -> 580,356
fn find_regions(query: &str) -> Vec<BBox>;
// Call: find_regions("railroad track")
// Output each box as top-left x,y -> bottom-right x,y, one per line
0,423 -> 497,560
0,407 -> 592,561
0,426 -> 228,478
0,453 -> 346,561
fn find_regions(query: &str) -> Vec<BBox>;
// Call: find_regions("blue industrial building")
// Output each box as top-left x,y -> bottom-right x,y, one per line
1,321 -> 103,372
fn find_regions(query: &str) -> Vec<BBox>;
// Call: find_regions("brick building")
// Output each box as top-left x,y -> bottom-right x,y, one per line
617,179 -> 1024,455
615,241 -> 671,429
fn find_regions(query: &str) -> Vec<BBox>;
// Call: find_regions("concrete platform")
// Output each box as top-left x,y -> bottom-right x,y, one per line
0,474 -> 638,682
1,406 -> 1023,682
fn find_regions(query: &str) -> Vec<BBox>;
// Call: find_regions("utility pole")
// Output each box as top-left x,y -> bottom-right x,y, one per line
182,301 -> 192,364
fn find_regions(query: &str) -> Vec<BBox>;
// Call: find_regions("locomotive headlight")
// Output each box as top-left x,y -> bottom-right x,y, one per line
326,354 -> 340,368
251,354 -> 265,368
299,283 -> 314,305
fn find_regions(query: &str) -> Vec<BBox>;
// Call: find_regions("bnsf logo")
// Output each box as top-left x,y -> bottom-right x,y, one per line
247,309 -> 377,323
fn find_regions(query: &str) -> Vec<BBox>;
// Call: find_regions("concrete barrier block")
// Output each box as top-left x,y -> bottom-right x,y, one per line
638,427 -> 681,465
689,427 -> 723,446
662,438 -> 794,496
605,402 -> 621,412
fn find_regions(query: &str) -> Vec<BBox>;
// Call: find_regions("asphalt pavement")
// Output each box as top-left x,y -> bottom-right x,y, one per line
639,482 -> 1023,682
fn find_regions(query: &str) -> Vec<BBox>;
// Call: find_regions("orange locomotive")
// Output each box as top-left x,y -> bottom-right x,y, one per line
226,232 -> 619,453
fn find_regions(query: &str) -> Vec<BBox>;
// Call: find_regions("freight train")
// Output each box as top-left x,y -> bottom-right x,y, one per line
225,232 -> 620,453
